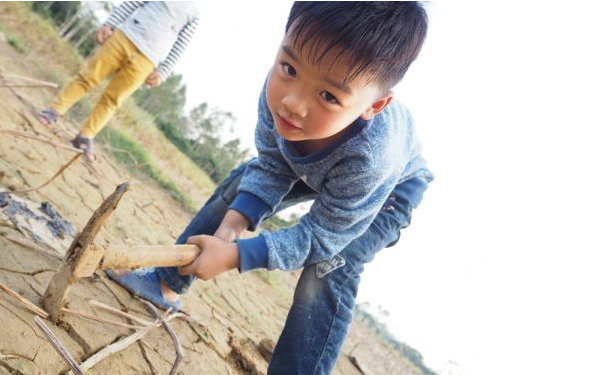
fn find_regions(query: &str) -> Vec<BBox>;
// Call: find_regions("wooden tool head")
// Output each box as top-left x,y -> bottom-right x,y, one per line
42,183 -> 129,323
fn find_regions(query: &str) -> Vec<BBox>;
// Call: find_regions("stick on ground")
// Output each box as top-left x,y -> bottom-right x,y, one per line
0,73 -> 58,88
144,301 -> 183,375
0,281 -> 48,318
10,152 -> 81,194
76,309 -> 176,372
6,233 -> 64,260
34,316 -> 85,375
0,282 -> 145,329
0,129 -> 82,154
88,299 -> 152,326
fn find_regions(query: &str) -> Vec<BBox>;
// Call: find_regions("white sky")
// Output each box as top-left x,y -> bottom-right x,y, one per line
174,2 -> 613,375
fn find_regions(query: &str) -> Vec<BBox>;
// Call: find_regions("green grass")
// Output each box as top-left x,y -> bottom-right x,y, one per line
5,34 -> 28,54
97,127 -> 198,212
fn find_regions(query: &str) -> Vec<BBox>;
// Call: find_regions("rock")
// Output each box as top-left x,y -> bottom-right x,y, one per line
40,201 -> 76,238
257,338 -> 275,363
0,192 -> 8,208
229,337 -> 268,375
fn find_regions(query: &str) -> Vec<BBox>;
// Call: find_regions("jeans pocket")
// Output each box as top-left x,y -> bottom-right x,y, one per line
316,255 -> 346,278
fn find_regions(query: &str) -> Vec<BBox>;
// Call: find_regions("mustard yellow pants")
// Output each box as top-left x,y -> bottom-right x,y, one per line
52,30 -> 154,138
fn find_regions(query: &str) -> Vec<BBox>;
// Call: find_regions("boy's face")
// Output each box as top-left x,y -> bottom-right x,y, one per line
266,34 -> 393,150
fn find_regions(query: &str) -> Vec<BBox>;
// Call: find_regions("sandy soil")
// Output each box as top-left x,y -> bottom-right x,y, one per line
0,32 -> 418,375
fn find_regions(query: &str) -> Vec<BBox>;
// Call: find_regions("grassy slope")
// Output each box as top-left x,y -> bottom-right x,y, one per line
0,2 -> 215,212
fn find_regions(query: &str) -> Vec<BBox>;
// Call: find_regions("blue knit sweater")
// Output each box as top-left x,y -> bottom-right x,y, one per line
231,84 -> 434,272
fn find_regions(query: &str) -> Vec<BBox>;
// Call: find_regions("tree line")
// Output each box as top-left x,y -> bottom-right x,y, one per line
30,1 -> 111,57
132,75 -> 250,183
354,303 -> 441,375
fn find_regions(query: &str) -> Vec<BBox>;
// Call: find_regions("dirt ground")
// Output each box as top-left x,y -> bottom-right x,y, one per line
0,31 -> 418,375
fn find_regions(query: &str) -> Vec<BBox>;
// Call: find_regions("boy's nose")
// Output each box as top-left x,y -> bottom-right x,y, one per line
281,95 -> 307,118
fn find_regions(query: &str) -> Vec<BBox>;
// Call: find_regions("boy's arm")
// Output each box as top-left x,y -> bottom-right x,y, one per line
236,167 -> 398,272
214,209 -> 250,242
156,16 -> 201,82
96,1 -> 145,45
227,83 -> 300,231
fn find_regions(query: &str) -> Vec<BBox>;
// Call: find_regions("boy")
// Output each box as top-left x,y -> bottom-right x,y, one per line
37,1 -> 200,161
109,2 -> 433,373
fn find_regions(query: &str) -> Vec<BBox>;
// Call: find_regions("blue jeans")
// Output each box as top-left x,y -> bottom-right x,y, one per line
156,162 -> 414,374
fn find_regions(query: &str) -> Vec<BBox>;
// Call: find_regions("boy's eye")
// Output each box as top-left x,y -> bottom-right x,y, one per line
282,63 -> 297,77
320,91 -> 339,104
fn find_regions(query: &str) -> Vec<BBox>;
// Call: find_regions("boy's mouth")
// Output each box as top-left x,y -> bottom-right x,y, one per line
277,114 -> 302,132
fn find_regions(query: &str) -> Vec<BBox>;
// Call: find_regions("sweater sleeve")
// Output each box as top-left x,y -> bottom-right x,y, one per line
156,15 -> 200,81
228,82 -> 299,230
275,165 -> 397,271
238,158 -> 399,272
104,1 -> 145,29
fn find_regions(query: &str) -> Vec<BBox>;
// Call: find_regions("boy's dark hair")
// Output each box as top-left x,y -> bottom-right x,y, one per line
286,1 -> 428,91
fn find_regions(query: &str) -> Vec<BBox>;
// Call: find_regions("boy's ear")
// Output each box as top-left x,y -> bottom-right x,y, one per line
360,91 -> 394,120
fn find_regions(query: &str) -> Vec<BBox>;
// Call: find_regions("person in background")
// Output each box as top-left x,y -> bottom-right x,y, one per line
38,1 -> 200,161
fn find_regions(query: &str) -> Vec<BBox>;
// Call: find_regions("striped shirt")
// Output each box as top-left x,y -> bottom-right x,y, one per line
105,1 -> 200,81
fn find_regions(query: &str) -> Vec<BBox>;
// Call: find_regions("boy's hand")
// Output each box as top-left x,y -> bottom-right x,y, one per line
145,71 -> 162,87
214,209 -> 250,242
95,25 -> 113,45
179,235 -> 239,280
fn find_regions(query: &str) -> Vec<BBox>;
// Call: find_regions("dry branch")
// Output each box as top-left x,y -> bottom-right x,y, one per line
5,233 -> 64,260
0,282 -> 146,329
144,301 -> 183,375
61,307 -> 147,330
0,281 -> 48,318
0,73 -> 58,88
0,129 -> 82,153
76,308 -> 176,372
34,316 -> 85,375
0,84 -> 58,88
87,299 -> 152,326
10,152 -> 81,194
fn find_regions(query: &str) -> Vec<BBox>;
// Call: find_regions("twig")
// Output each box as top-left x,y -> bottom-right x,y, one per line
0,281 -> 49,318
0,282 -> 145,329
87,299 -> 152,326
10,153 -> 82,194
139,201 -> 154,209
61,307 -> 148,330
34,316 -> 85,375
0,129 -> 82,154
77,308 -> 174,372
5,233 -> 64,260
210,305 -> 225,326
0,73 -> 58,88
143,301 -> 183,375
0,84 -> 58,88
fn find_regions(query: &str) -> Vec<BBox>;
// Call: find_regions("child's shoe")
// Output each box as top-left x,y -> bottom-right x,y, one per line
71,134 -> 96,162
105,268 -> 182,311
37,108 -> 59,128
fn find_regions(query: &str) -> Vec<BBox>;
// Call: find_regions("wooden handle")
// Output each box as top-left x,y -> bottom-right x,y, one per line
100,244 -> 201,270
